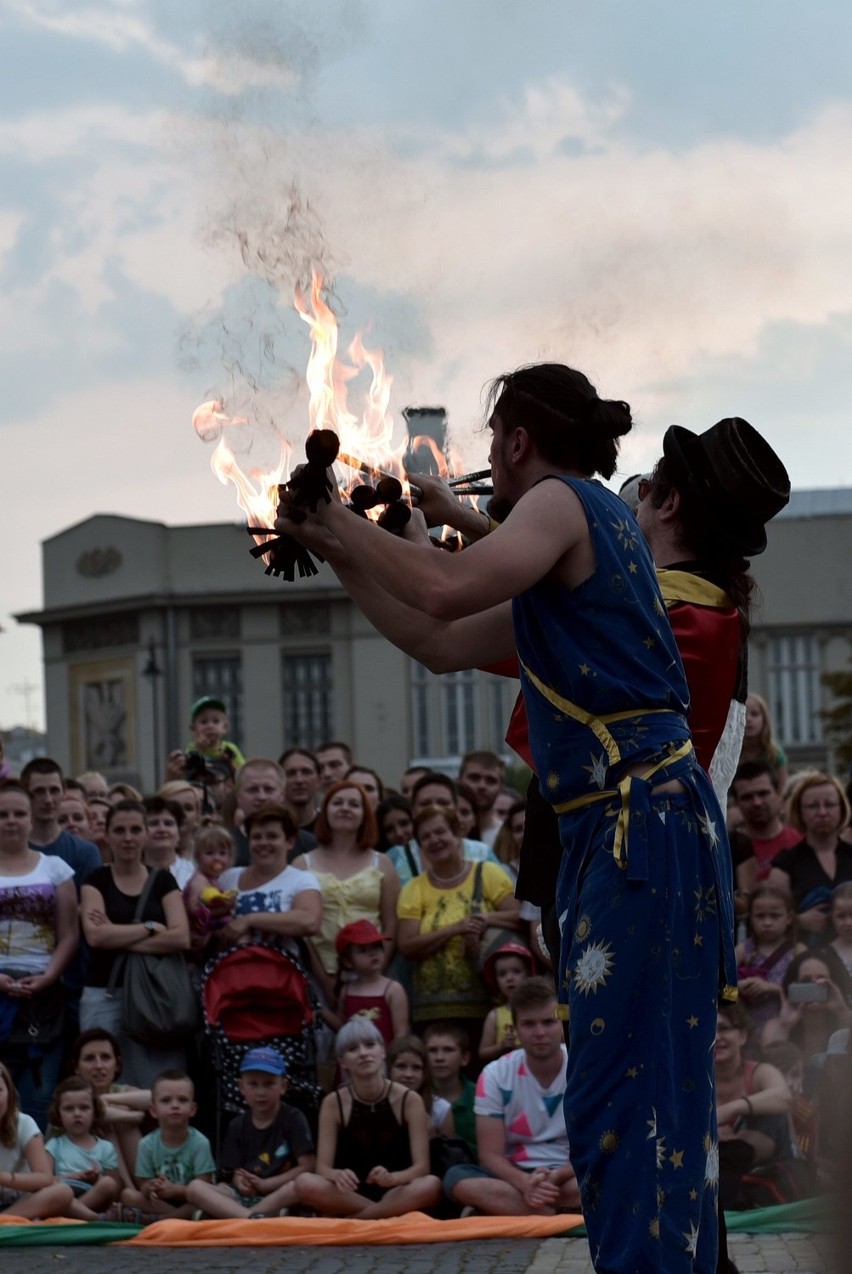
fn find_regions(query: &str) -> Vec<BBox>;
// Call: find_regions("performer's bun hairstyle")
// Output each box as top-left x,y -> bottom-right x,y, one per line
486,362 -> 632,479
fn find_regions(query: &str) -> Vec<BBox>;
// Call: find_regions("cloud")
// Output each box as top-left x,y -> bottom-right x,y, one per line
1,0 -> 302,94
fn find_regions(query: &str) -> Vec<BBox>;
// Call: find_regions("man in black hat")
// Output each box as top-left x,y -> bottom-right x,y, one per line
636,418 -> 790,800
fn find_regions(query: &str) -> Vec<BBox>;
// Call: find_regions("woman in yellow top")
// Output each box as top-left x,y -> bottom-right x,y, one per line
397,805 -> 521,1055
293,782 -> 400,1003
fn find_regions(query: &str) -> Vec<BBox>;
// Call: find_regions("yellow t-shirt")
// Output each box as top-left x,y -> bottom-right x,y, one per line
397,862 -> 514,1021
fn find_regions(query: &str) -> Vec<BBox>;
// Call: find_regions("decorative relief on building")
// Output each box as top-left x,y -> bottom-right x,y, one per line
279,602 -> 331,635
62,614 -> 140,654
189,606 -> 241,640
76,547 -> 123,577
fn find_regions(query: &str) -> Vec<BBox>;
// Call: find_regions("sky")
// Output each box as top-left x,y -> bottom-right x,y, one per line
1,0 -> 851,730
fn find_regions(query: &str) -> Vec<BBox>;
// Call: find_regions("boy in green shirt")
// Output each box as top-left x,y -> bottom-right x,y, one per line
121,1070 -> 215,1219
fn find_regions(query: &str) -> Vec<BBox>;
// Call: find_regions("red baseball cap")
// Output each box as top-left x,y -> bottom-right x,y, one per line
335,919 -> 389,955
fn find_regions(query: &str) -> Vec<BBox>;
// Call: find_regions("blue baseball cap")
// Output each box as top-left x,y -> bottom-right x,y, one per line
240,1046 -> 287,1076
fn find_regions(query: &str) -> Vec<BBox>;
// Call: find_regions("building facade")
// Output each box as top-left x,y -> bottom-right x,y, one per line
18,513 -> 513,791
17,489 -> 852,790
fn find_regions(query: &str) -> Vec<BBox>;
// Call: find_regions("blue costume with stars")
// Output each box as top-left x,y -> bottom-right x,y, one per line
512,477 -> 736,1274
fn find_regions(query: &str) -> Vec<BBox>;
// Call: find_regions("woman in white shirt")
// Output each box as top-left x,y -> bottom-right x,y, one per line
0,782 -> 78,1129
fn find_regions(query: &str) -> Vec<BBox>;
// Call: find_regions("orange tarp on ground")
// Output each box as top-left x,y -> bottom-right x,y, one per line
120,1211 -> 585,1246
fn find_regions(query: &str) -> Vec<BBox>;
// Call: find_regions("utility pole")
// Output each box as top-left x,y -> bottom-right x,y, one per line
8,679 -> 39,730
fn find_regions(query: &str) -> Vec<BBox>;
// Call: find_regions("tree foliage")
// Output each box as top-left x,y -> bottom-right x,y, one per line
820,664 -> 852,770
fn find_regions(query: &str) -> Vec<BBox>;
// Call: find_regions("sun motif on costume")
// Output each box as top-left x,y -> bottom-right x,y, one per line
704,1135 -> 719,1188
693,884 -> 717,923
698,809 -> 720,849
574,914 -> 592,943
656,1136 -> 667,1169
610,516 -> 639,551
683,1221 -> 700,1257
582,752 -> 609,790
573,940 -> 615,995
599,1130 -> 619,1153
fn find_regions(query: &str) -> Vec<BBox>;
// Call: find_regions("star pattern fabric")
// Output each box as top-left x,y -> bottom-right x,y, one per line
510,478 -> 736,1273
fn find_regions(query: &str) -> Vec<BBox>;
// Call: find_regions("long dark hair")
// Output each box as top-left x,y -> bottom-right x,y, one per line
646,456 -> 757,635
486,363 -> 632,480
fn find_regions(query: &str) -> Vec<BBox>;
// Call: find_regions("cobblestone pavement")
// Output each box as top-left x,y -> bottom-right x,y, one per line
0,1230 -> 834,1274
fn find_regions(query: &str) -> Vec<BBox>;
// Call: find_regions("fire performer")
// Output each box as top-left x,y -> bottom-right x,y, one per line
279,363 -> 758,1270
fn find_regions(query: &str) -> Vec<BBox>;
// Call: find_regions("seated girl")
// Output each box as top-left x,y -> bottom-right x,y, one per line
386,1035 -> 453,1138
69,1029 -> 151,1189
295,1019 -> 442,1218
0,1062 -> 73,1220
45,1077 -> 121,1220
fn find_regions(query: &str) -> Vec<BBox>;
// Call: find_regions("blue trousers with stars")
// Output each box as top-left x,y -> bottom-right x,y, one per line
557,786 -> 732,1274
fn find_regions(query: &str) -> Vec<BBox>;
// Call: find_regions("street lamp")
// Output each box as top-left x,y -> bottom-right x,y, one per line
142,637 -> 163,785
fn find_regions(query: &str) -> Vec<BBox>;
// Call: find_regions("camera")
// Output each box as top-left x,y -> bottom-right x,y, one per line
787,982 -> 828,1004
184,750 -> 220,784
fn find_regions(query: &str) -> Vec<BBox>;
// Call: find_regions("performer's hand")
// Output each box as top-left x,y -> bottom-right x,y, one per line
400,507 -> 432,546
407,470 -> 490,541
275,490 -> 340,554
406,471 -> 458,529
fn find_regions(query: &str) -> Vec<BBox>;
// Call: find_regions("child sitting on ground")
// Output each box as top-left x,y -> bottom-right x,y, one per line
121,1070 -> 215,1221
0,1061 -> 73,1220
69,1029 -> 151,1188
423,1023 -> 478,1160
45,1077 -> 121,1220
478,941 -> 537,1063
186,1047 -> 314,1219
336,919 -> 409,1044
387,1035 -> 453,1137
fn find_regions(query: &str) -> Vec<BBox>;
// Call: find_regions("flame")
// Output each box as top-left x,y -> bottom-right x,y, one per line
192,399 -> 291,535
194,271 -> 475,547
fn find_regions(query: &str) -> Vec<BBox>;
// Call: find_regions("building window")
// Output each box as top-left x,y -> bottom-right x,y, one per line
767,634 -> 822,748
489,676 -> 512,754
443,669 -> 478,758
62,613 -> 139,654
411,663 -> 431,759
190,607 -> 240,640
192,655 -> 244,747
282,653 -> 332,749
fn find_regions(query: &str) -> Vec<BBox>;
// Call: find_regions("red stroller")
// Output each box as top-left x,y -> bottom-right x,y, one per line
202,941 -> 321,1138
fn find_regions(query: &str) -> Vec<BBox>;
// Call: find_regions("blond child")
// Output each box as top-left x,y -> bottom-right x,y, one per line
0,1062 -> 73,1219
183,821 -> 237,943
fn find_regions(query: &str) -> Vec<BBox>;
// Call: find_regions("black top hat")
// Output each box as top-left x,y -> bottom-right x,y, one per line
662,417 -> 790,556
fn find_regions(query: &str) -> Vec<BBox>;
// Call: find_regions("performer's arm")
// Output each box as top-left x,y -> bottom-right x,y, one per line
280,510 -> 516,670
281,478 -> 586,621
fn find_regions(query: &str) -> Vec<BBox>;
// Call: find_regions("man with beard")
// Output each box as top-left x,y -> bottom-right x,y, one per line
279,364 -> 755,1272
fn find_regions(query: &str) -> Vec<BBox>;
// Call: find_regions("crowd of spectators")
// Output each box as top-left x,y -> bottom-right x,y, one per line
1,687 -> 850,1223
